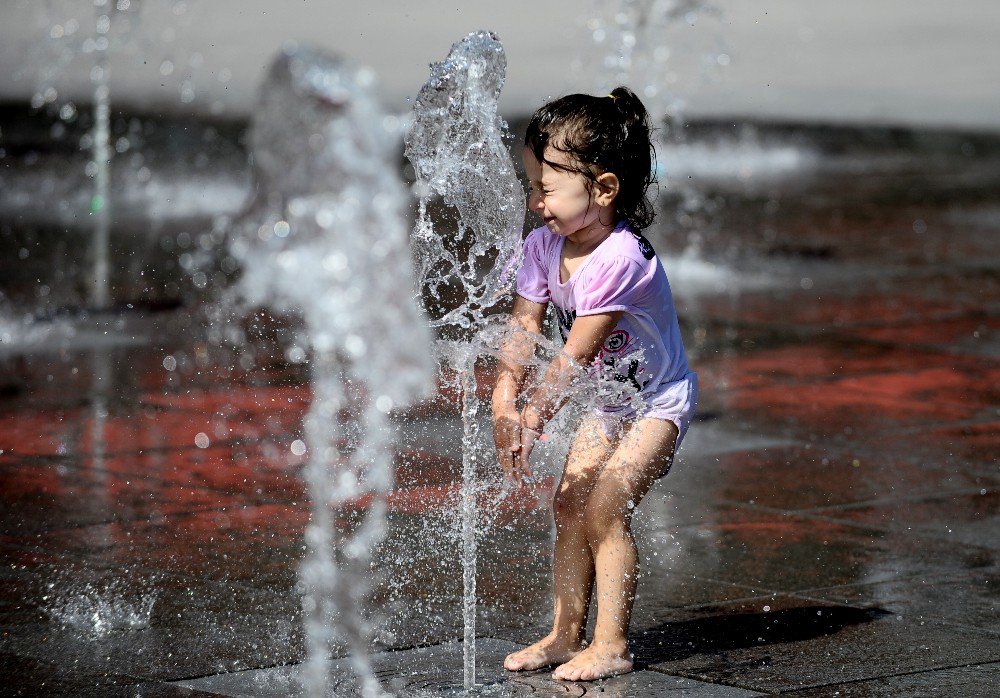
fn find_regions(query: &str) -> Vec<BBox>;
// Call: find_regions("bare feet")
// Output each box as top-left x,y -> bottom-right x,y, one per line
504,633 -> 585,671
552,640 -> 633,682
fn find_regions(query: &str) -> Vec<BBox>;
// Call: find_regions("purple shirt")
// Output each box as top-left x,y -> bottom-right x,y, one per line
516,222 -> 691,416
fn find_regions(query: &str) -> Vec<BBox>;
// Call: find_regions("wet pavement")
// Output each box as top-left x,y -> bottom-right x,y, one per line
2,126 -> 999,695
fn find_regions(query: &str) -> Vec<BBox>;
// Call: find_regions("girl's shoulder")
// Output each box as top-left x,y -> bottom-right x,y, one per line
523,224 -> 561,259
596,224 -> 658,267
525,224 -> 555,245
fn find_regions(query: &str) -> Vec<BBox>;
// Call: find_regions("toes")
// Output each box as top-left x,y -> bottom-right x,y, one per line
553,654 -> 633,682
553,664 -> 579,682
504,653 -> 524,671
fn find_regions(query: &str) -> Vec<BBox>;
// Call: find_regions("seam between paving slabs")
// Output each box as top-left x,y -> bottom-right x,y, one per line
771,659 -> 1000,695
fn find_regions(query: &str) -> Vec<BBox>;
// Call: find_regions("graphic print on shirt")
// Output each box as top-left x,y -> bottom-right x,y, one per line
555,305 -> 576,341
629,230 -> 656,260
596,329 -> 649,395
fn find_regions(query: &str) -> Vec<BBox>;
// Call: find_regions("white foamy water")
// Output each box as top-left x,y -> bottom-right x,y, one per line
661,249 -> 783,296
405,30 -> 524,330
0,311 -> 148,357
0,163 -> 249,225
44,582 -> 155,638
658,137 -> 816,183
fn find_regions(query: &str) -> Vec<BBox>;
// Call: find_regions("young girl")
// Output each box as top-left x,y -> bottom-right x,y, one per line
492,87 -> 697,682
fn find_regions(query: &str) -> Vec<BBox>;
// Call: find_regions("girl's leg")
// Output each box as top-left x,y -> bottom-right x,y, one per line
504,414 -> 615,671
552,417 -> 678,682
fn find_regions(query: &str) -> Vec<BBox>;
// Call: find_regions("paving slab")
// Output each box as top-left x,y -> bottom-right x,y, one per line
660,442 -> 994,512
640,595 -> 999,693
808,488 -> 1000,549
780,661 -> 1000,697
649,504 -> 996,594
175,638 -> 763,696
804,565 -> 1000,635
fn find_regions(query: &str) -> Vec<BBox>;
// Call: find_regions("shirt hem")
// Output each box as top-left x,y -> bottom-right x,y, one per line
576,304 -> 631,317
516,291 -> 550,304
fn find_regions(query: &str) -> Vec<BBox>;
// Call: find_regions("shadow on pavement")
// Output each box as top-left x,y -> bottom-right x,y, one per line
631,605 -> 890,667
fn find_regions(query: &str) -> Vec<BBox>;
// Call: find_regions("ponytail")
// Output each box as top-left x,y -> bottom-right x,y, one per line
605,86 -> 656,230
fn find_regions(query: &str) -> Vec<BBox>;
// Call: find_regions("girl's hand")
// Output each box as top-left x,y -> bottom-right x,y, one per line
516,404 -> 547,482
517,426 -> 543,480
493,407 -> 521,481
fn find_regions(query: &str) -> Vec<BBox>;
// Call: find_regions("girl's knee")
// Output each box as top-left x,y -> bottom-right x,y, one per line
553,484 -> 588,525
583,496 -> 631,544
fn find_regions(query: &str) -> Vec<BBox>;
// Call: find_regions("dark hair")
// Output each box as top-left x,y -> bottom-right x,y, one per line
524,86 -> 656,231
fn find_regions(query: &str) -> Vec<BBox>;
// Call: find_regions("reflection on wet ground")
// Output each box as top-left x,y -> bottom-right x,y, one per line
1,125 -> 998,695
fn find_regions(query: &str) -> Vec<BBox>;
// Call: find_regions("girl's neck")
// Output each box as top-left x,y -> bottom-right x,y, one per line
565,212 -> 618,252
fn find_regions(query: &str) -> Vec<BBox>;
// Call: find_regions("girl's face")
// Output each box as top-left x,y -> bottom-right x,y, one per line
523,146 -> 612,239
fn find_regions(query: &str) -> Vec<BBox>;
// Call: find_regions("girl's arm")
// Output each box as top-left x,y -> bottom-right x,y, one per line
520,311 -> 623,433
492,295 -> 548,477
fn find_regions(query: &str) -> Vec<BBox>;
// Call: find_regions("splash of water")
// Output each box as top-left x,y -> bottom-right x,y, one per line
404,31 -> 525,690
228,43 -> 433,698
14,1 -> 202,312
405,31 -> 524,332
586,0 -> 724,130
583,0 -> 727,237
44,580 -> 155,638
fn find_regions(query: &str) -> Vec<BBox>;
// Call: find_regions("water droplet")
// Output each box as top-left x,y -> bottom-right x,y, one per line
344,334 -> 366,356
315,208 -> 335,228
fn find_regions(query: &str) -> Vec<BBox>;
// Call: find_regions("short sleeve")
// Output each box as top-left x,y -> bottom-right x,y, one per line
515,228 -> 550,303
576,256 -> 648,315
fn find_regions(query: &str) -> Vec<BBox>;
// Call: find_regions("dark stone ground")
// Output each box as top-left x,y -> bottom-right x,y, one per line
1,124 -> 998,695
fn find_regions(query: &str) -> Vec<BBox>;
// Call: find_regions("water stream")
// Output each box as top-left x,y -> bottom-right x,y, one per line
88,0 -> 112,308
226,44 -> 434,697
404,31 -> 525,690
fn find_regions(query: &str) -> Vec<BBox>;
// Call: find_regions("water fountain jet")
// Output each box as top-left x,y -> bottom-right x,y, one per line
227,43 -> 434,698
405,30 -> 525,690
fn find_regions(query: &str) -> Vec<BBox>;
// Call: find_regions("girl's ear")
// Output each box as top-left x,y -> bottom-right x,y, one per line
593,172 -> 620,206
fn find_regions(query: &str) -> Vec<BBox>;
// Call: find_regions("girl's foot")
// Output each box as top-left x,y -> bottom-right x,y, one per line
503,634 -> 585,671
552,641 -> 633,682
